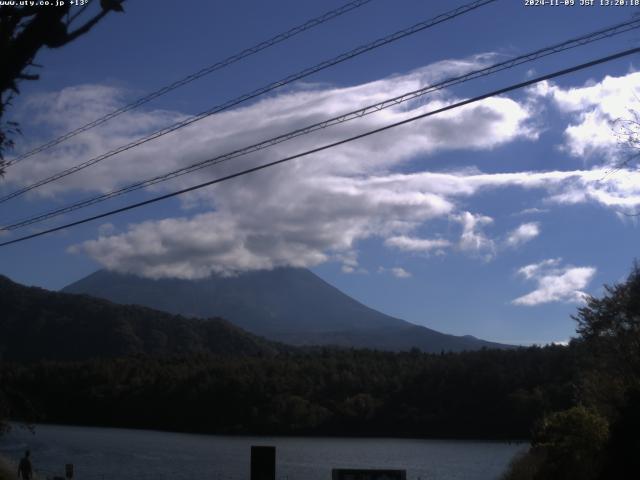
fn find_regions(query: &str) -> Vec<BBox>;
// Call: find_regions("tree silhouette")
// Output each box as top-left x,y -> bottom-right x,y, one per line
0,0 -> 125,175
613,110 -> 640,170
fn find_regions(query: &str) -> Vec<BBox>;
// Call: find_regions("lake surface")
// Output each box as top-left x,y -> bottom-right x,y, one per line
0,424 -> 525,480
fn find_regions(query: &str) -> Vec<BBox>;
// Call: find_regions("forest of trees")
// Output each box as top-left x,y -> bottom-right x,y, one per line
0,345 -> 576,440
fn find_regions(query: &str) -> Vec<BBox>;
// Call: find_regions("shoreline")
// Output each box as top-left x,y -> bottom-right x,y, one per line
6,420 -> 530,444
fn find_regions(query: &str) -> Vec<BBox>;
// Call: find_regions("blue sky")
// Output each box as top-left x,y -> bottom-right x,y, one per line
1,0 -> 639,345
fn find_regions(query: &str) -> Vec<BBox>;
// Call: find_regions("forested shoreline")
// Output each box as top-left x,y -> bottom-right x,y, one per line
1,345 -> 575,440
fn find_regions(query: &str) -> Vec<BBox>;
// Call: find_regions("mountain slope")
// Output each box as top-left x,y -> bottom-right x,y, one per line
63,268 -> 511,352
0,275 -> 280,361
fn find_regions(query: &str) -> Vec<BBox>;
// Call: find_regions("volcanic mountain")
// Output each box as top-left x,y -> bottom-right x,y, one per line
63,268 -> 511,352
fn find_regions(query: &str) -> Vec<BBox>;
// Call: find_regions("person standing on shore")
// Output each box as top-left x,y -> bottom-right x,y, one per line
17,450 -> 32,480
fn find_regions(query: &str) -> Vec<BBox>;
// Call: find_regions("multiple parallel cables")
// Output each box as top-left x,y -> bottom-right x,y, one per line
3,0 -> 375,167
3,17 -> 640,233
0,0 -> 497,204
1,46 -> 638,248
1,0 -> 638,248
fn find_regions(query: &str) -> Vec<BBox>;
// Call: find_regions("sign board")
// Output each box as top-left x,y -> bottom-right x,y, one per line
332,469 -> 407,480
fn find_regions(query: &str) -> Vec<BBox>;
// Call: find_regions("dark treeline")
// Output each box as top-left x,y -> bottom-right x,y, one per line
1,345 -> 576,440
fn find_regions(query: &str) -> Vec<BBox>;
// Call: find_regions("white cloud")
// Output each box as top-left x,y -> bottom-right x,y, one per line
505,222 -> 540,248
515,207 -> 548,216
20,55 -> 535,279
14,58 -> 639,279
378,266 -> 412,278
454,211 -> 495,258
532,72 -> 640,161
338,251 -> 367,274
390,267 -> 412,278
512,258 -> 596,306
384,235 -> 450,252
383,167 -> 640,212
7,54 -> 534,198
517,258 -> 561,280
70,166 -> 640,278
71,178 -> 455,279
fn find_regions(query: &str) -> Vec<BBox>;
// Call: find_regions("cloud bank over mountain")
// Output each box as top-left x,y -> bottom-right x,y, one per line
7,58 -> 640,306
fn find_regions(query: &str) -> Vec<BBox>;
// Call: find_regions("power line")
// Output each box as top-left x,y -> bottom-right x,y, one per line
4,0 -> 375,167
0,0 -> 497,204
1,46 -> 638,248
3,17 -> 640,232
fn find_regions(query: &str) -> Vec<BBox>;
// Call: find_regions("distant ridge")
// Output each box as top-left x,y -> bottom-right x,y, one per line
63,268 -> 513,352
0,275 -> 280,361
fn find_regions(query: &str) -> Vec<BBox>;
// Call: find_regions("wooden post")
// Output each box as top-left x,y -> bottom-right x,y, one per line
250,445 -> 276,480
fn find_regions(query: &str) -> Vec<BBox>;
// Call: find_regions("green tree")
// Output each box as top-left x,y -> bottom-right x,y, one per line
531,406 -> 609,480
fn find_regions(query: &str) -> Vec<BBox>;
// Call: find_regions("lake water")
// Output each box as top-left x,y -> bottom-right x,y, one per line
0,424 -> 525,480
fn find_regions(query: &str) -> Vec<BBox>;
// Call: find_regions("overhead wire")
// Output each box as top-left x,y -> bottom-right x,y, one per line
0,0 -> 498,204
3,0 -> 376,167
2,17 -> 640,231
1,46 -> 638,248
